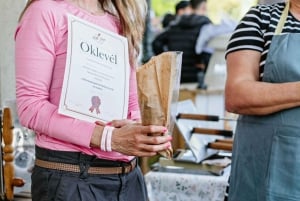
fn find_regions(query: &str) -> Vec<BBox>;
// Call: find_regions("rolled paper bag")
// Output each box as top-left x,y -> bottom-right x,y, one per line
137,51 -> 182,159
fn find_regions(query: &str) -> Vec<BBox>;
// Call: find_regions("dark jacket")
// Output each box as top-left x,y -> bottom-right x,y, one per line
152,14 -> 211,83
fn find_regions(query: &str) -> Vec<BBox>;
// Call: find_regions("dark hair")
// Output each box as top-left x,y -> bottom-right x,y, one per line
175,1 -> 190,14
190,0 -> 206,9
162,13 -> 176,28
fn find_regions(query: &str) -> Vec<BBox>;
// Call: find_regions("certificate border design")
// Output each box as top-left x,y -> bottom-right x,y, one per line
59,14 -> 129,122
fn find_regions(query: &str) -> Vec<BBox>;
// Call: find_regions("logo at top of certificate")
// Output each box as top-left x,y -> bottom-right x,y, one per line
93,33 -> 106,45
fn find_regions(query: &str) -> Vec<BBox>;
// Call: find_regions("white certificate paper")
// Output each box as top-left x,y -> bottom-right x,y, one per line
59,14 -> 130,123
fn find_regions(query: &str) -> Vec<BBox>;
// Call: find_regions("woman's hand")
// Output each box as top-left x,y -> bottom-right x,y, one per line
93,119 -> 172,157
95,119 -> 136,128
111,123 -> 171,157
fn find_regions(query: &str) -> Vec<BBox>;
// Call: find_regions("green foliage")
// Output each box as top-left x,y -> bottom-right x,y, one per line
208,0 -> 240,23
151,0 -> 180,16
207,0 -> 257,23
151,0 -> 258,23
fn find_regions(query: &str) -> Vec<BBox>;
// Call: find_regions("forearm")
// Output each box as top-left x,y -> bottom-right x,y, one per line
16,94 -> 95,147
90,125 -> 103,147
225,80 -> 300,115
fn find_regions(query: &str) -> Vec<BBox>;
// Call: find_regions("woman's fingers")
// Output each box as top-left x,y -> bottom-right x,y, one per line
140,133 -> 172,145
95,119 -> 136,128
107,119 -> 136,128
116,141 -> 171,157
114,132 -> 172,156
94,121 -> 106,126
141,125 -> 168,135
139,141 -> 172,152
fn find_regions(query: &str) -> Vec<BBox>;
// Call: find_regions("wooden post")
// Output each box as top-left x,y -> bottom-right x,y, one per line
0,110 -> 4,200
2,108 -> 25,201
2,108 -> 14,200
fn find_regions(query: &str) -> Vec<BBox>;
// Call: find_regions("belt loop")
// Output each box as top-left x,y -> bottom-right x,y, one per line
120,162 -> 126,174
79,152 -> 85,163
121,158 -> 136,174
79,153 -> 90,179
134,157 -> 138,168
79,163 -> 90,179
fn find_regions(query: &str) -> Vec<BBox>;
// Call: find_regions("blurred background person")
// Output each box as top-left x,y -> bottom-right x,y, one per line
152,0 -> 211,88
175,0 -> 192,16
160,1 -> 192,30
161,13 -> 176,29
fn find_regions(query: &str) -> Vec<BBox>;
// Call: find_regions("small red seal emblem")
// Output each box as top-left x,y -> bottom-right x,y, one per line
89,96 -> 101,114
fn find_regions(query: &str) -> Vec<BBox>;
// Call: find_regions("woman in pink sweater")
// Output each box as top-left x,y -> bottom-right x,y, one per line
15,0 -> 172,200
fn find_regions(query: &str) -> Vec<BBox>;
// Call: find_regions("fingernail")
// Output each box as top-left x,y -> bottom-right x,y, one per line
95,121 -> 101,125
106,122 -> 112,126
166,142 -> 171,148
167,135 -> 173,141
163,128 -> 168,132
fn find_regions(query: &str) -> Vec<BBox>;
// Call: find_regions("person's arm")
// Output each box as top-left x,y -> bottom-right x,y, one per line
195,24 -> 212,54
15,2 -> 96,148
225,50 -> 300,115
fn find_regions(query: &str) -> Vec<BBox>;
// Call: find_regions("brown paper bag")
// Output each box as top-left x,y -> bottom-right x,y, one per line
137,51 -> 182,159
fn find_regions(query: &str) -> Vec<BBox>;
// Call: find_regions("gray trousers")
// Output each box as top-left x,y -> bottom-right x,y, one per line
32,146 -> 148,201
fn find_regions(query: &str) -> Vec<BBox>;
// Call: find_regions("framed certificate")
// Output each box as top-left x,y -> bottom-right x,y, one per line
59,14 -> 129,123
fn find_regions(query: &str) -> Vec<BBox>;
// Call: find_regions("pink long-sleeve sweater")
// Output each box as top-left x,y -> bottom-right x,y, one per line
15,0 -> 140,162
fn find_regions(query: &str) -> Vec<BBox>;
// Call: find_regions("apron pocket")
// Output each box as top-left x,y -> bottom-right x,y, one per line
266,128 -> 300,200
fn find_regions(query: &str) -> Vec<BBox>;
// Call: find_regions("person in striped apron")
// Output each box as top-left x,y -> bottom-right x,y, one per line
225,0 -> 300,200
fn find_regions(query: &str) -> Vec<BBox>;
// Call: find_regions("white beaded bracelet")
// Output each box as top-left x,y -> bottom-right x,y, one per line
105,127 -> 114,152
100,126 -> 109,151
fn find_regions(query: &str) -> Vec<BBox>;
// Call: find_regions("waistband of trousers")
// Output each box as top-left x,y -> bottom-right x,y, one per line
35,146 -> 137,175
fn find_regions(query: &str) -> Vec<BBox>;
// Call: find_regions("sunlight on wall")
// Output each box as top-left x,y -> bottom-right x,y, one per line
152,0 -> 258,24
207,0 -> 258,23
